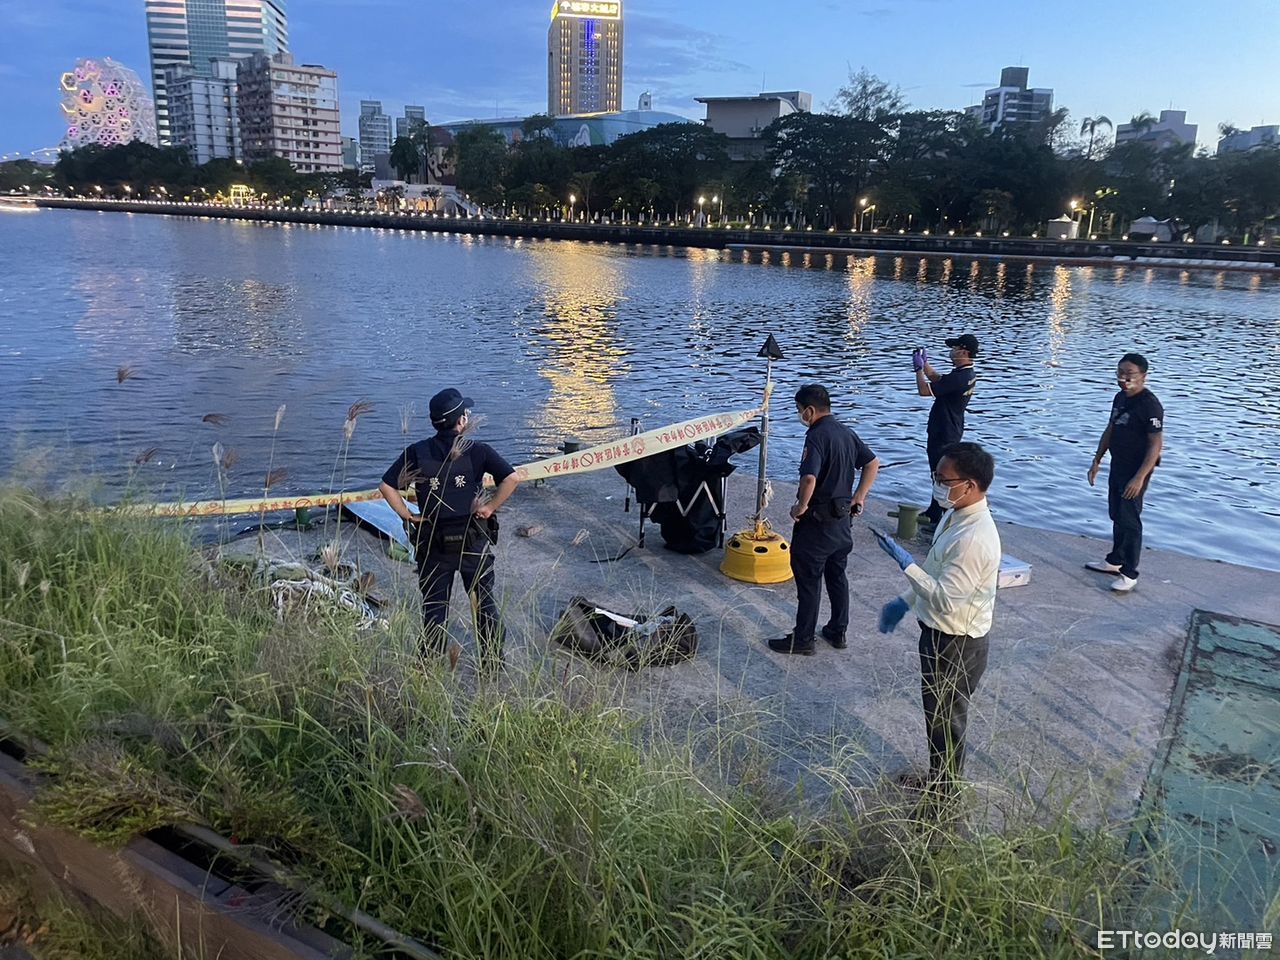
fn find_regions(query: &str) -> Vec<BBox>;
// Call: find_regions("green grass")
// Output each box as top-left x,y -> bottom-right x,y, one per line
0,860 -> 167,960
0,485 -> 1172,958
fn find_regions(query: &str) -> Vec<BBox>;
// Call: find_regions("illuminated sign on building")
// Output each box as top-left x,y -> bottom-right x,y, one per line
552,1 -> 621,20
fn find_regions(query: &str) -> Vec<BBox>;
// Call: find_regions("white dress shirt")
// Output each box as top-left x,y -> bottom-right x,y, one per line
900,498 -> 1001,638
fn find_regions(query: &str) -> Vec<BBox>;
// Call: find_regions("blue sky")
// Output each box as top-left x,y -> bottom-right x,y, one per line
2,0 -> 1277,156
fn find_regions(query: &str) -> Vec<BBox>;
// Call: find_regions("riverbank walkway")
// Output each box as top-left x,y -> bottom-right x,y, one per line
237,469 -> 1280,824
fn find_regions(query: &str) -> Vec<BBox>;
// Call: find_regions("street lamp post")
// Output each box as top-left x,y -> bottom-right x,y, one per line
698,195 -> 706,226
858,197 -> 869,231
569,193 -> 576,222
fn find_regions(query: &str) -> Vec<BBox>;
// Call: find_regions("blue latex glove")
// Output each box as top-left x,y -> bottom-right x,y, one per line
874,530 -> 914,570
911,349 -> 925,372
879,597 -> 910,634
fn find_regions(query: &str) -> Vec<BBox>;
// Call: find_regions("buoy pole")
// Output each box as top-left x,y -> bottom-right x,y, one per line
754,357 -> 773,539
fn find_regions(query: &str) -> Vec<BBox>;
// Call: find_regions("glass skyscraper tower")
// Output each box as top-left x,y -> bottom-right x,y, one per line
145,0 -> 288,143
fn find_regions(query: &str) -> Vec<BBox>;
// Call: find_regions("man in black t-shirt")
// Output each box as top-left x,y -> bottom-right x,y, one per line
767,384 -> 880,656
379,388 -> 520,663
1086,353 -> 1164,593
914,334 -> 978,525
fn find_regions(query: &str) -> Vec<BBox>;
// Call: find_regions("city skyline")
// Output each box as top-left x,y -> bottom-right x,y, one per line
1,0 -> 1277,156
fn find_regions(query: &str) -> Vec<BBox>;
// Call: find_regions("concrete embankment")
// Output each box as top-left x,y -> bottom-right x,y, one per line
35,197 -> 1280,272
230,470 -> 1280,823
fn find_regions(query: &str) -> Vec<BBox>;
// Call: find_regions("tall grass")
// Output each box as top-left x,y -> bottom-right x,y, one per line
0,485 -> 1173,958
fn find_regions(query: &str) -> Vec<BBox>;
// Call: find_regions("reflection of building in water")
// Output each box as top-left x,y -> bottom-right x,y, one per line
531,246 -> 628,441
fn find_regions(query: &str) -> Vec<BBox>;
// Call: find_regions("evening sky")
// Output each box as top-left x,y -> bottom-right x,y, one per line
0,0 -> 1276,156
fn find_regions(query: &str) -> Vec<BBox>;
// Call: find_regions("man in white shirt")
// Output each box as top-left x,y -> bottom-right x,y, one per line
875,442 -> 1001,796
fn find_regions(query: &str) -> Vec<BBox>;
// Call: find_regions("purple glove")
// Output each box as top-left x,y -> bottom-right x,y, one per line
912,348 -> 929,372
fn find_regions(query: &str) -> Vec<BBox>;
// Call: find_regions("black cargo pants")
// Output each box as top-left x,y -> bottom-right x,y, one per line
790,514 -> 854,645
413,526 -> 503,659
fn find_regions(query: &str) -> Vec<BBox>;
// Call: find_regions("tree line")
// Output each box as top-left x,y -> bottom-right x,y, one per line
16,141 -> 368,204
445,70 -> 1279,240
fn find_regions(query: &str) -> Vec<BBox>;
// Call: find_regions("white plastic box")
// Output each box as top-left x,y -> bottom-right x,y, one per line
998,554 -> 1032,589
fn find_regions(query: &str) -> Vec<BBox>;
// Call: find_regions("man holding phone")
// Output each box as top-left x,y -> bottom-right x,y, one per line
913,335 -> 978,527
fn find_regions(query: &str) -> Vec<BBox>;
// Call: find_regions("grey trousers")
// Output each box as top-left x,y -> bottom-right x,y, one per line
918,623 -> 990,785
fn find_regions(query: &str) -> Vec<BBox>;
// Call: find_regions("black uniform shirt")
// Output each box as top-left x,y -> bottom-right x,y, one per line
927,365 -> 977,444
799,416 -> 877,505
382,433 -> 515,531
1108,389 -> 1164,474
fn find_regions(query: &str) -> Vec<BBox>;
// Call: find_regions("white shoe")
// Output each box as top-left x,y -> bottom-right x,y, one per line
1111,575 -> 1138,593
1085,559 -> 1123,574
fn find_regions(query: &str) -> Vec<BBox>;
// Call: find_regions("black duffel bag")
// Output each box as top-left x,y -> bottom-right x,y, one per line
550,597 -> 698,670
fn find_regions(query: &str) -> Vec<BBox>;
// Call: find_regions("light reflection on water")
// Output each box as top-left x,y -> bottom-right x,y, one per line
1,209 -> 1279,570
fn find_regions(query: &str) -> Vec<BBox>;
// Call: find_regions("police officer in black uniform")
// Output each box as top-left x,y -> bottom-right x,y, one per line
767,384 -> 880,656
378,388 -> 520,664
914,333 -> 978,526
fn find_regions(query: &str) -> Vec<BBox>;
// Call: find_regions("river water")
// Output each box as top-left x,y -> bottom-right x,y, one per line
2,208 -> 1279,570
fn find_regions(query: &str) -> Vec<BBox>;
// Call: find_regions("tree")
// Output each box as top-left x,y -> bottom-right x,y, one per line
969,189 -> 1015,231
1079,115 -> 1113,160
1129,112 -> 1158,136
569,170 -> 598,216
520,114 -> 556,141
404,118 -> 434,181
450,125 -> 508,208
830,67 -> 906,121
764,112 -> 887,226
389,136 -> 421,182
602,123 -> 730,217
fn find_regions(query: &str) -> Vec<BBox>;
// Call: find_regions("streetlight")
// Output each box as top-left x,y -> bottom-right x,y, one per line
859,196 -> 869,230
712,193 -> 722,223
698,195 -> 706,226
569,193 -> 576,222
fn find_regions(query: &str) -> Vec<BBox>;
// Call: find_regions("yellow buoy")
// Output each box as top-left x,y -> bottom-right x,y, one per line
721,520 -> 792,584
721,334 -> 793,585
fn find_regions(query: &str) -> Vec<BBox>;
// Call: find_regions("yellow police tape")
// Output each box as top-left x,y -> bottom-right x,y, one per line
122,404 -> 764,518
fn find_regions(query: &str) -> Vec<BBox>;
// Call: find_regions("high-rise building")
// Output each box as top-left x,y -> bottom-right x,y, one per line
358,100 -> 392,174
548,0 -> 623,117
396,105 -> 426,140
1217,124 -> 1279,155
237,52 -> 341,173
59,57 -> 158,149
342,136 -> 361,171
164,58 -> 241,164
965,67 -> 1053,131
1114,110 -> 1197,151
697,91 -> 811,161
145,0 -> 288,144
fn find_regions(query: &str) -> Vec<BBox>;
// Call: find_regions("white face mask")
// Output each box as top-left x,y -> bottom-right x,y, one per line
933,479 -> 968,508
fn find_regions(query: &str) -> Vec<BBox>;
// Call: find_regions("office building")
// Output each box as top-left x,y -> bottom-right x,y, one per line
342,136 -> 361,171
145,0 -> 288,144
1114,110 -> 1197,151
59,57 -> 158,149
697,91 -> 811,161
440,108 -> 691,152
237,52 -> 341,173
358,100 -> 392,174
965,67 -> 1053,131
637,91 -> 651,111
1217,124 -> 1279,155
164,58 -> 240,164
548,0 -> 623,117
396,105 -> 426,140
